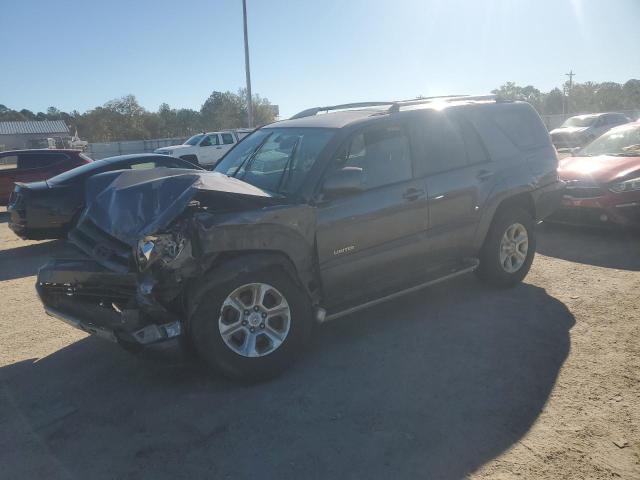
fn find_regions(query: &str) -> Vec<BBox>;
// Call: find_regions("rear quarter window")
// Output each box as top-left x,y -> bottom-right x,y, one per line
490,106 -> 550,149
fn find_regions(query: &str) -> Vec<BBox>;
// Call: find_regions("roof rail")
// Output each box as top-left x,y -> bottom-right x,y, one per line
290,102 -> 395,120
289,95 -> 501,120
388,94 -> 498,113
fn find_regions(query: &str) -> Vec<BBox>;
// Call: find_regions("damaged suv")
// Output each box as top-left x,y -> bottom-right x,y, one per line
37,96 -> 563,380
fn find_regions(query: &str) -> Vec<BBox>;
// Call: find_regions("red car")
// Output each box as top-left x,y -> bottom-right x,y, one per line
0,149 -> 92,205
550,122 -> 640,228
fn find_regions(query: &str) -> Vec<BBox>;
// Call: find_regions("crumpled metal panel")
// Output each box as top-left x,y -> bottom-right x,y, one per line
82,168 -> 275,245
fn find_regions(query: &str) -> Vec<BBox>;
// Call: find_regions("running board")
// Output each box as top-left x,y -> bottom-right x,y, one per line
319,260 -> 479,323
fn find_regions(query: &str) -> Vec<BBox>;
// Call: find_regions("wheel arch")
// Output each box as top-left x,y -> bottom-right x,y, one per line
474,188 -> 536,252
186,250 -> 317,320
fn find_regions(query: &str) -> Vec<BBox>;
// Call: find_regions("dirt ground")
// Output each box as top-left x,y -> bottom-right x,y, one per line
0,209 -> 638,480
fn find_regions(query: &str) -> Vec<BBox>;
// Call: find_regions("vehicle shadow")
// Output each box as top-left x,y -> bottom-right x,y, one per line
538,222 -> 640,271
0,240 -> 70,281
0,209 -> 9,223
0,276 -> 574,479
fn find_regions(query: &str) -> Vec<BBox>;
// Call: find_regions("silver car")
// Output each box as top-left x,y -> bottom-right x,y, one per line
550,112 -> 630,149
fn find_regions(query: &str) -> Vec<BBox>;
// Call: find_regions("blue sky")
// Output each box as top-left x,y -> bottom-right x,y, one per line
1,0 -> 639,118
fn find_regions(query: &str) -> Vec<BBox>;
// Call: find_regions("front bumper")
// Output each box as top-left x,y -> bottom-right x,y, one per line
547,194 -> 640,228
37,255 -> 182,346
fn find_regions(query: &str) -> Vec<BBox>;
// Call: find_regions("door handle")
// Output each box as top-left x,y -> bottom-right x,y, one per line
402,187 -> 425,201
216,146 -> 222,149
476,169 -> 494,181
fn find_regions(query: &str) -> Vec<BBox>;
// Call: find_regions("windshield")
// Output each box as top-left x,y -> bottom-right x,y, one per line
580,124 -> 640,157
184,134 -> 205,146
214,127 -> 335,193
562,116 -> 597,128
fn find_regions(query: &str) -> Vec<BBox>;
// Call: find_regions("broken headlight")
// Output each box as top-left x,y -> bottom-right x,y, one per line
136,232 -> 186,270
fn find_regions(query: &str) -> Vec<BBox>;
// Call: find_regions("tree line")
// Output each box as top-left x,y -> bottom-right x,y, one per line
491,79 -> 640,116
0,89 -> 276,143
1,79 -> 639,143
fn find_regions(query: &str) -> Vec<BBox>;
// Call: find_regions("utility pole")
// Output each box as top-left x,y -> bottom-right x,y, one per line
242,0 -> 253,128
565,69 -> 576,114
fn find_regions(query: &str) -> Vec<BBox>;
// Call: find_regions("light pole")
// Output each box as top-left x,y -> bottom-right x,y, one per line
242,0 -> 253,128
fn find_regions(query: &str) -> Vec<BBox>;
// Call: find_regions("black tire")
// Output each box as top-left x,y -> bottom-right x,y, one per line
180,155 -> 200,166
476,206 -> 536,287
189,266 -> 313,381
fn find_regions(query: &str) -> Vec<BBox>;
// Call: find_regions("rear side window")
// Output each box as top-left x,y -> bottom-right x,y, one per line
339,125 -> 413,190
18,153 -> 68,169
129,162 -> 157,170
452,114 -> 489,166
610,114 -> 628,125
154,157 -> 197,169
221,133 -> 235,144
490,107 -> 549,149
412,112 -> 467,175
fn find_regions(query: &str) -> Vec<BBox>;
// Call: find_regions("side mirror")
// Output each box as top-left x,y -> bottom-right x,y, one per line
322,166 -> 365,198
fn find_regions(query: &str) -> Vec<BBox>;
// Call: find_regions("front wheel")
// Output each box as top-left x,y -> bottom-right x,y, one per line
189,267 -> 312,381
477,206 -> 536,287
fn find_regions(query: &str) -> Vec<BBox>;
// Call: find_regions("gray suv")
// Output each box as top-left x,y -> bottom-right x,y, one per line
37,95 -> 564,380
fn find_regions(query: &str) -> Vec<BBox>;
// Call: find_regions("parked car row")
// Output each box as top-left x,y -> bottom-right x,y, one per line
7,154 -> 202,239
30,95 -> 566,381
0,149 -> 91,206
549,112 -> 630,149
550,121 -> 640,228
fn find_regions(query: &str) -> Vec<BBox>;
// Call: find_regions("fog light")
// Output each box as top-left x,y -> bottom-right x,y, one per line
599,214 -> 608,222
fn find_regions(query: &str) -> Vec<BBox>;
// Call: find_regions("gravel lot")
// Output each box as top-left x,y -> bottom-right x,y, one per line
0,209 -> 638,479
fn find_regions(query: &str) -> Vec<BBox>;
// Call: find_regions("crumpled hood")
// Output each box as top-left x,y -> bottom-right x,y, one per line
558,155 -> 640,184
82,168 -> 273,245
550,126 -> 589,136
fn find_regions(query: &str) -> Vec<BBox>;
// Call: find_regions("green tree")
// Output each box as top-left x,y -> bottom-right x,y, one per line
622,79 -> 640,110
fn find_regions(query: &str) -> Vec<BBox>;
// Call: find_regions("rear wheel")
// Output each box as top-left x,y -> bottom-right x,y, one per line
477,206 -> 536,287
189,267 -> 312,381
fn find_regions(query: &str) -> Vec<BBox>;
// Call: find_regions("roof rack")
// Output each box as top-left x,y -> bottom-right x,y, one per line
290,102 -> 395,119
290,95 -> 500,119
388,94 -> 498,112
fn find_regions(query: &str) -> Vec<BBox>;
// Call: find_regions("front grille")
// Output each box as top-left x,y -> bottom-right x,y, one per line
69,218 -> 134,273
565,186 -> 606,198
564,180 -> 605,199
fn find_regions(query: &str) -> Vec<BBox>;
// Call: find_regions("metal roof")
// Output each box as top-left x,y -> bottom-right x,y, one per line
0,120 -> 70,135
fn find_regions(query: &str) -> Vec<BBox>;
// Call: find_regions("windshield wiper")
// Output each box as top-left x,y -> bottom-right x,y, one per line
276,138 -> 300,194
231,133 -> 273,177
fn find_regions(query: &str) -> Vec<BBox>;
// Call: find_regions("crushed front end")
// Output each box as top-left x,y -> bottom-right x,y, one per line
35,167 -> 293,348
36,216 -> 185,347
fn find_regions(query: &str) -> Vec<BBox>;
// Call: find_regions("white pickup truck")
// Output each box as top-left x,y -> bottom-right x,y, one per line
154,129 -> 252,168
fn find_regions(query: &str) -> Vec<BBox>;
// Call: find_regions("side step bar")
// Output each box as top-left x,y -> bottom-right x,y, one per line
318,260 -> 479,323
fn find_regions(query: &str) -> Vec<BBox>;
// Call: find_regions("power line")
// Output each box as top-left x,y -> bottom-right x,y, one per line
564,69 -> 576,115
